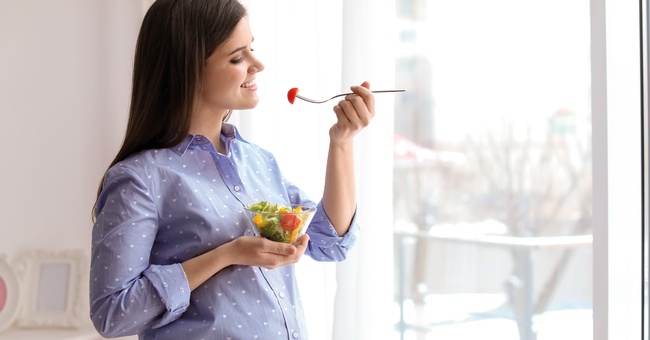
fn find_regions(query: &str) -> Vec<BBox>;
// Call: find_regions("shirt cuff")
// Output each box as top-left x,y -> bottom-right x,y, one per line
143,263 -> 191,328
308,202 -> 360,249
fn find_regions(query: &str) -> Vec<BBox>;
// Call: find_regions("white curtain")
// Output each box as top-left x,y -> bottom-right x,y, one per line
332,1 -> 396,339
240,1 -> 396,339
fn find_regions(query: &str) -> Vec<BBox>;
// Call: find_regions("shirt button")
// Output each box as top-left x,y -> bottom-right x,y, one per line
279,292 -> 285,298
292,332 -> 299,338
233,185 -> 241,192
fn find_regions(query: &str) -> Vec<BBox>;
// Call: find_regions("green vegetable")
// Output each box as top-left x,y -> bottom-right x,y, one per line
247,201 -> 311,244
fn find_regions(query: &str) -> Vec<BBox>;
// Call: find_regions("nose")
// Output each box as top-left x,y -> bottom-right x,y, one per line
249,56 -> 265,73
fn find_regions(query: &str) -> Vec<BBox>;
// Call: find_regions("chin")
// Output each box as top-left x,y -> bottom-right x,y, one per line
243,98 -> 260,109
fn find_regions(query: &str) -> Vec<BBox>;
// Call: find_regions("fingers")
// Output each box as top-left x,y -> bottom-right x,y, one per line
295,234 -> 310,252
262,243 -> 305,269
350,81 -> 372,101
270,241 -> 297,256
332,81 -> 375,131
336,80 -> 375,111
354,82 -> 375,116
346,94 -> 374,125
233,236 -> 309,270
266,235 -> 309,269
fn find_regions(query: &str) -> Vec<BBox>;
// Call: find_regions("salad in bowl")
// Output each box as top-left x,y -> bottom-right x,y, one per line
245,201 -> 316,245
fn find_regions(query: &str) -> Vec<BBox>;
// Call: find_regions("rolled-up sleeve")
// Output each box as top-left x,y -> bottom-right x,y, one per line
90,166 -> 190,337
142,264 -> 191,328
305,201 -> 360,262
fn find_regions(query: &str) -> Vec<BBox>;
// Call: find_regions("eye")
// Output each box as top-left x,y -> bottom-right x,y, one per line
229,48 -> 255,65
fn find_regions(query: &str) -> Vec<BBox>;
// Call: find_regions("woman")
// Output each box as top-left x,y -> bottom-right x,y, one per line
89,0 -> 374,339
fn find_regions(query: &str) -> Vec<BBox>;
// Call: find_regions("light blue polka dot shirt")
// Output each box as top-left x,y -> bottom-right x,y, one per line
90,123 -> 359,339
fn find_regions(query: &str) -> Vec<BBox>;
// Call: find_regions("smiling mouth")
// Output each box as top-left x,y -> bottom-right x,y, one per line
241,80 -> 256,88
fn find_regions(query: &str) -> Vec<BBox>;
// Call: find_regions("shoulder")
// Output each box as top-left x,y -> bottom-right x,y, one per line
229,124 -> 278,160
109,149 -> 163,171
104,147 -> 180,183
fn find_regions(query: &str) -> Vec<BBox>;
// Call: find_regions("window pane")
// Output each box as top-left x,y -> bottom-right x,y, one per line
393,1 -> 593,340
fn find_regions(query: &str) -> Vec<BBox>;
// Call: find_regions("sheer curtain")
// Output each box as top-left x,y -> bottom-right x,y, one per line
239,1 -> 396,339
332,2 -> 396,340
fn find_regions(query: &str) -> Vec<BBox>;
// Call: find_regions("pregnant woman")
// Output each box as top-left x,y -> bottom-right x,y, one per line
89,0 -> 375,339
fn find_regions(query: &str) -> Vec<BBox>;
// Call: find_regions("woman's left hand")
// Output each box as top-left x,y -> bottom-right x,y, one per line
330,81 -> 375,144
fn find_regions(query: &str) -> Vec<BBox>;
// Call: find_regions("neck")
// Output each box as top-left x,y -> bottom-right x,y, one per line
190,104 -> 230,149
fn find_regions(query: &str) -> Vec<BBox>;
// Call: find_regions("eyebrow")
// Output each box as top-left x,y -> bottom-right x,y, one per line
228,37 -> 255,56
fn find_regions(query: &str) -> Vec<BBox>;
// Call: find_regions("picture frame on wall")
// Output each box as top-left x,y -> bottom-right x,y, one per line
13,249 -> 88,329
0,255 -> 20,333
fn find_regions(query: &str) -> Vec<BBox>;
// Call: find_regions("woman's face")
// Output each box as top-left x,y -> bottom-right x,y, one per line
201,17 -> 264,114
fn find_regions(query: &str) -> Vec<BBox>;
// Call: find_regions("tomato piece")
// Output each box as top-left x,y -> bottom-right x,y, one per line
280,214 -> 301,231
287,87 -> 299,104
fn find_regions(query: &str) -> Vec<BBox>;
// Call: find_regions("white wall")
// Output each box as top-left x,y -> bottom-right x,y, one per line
0,2 -> 144,336
0,1 -> 142,255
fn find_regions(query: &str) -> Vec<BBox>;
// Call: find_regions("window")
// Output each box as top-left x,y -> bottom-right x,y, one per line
393,1 -> 594,339
241,1 -> 644,338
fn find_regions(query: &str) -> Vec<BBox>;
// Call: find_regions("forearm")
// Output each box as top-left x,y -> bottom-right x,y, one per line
322,81 -> 374,235
183,236 -> 306,290
322,141 -> 357,236
181,242 -> 233,291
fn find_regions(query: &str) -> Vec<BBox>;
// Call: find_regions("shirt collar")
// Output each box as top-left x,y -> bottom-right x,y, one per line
172,123 -> 244,156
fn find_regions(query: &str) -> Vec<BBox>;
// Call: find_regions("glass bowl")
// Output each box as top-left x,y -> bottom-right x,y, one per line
245,203 -> 317,245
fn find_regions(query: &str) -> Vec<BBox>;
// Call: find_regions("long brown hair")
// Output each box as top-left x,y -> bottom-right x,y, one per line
93,0 -> 246,215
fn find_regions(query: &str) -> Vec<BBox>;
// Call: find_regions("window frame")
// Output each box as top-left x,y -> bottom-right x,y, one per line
591,0 -> 644,339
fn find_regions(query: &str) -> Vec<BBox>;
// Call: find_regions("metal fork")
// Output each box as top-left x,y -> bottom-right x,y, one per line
288,88 -> 405,104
